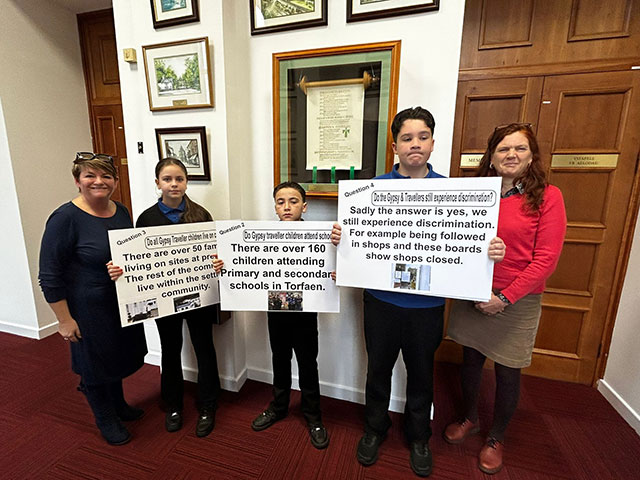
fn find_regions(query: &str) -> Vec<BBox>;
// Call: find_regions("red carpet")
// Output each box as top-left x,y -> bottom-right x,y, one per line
0,331 -> 638,479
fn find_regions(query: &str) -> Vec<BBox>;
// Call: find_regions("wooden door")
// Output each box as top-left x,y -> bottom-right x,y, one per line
77,9 -> 132,213
442,71 -> 640,385
534,70 -> 640,384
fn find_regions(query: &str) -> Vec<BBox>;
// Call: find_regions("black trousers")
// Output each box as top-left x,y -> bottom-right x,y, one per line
363,291 -> 444,443
267,311 -> 321,425
155,315 -> 221,411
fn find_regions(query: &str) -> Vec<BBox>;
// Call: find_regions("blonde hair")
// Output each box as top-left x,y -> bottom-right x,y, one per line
72,157 -> 118,180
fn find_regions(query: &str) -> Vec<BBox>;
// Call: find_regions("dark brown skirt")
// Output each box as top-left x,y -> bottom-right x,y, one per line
447,294 -> 542,368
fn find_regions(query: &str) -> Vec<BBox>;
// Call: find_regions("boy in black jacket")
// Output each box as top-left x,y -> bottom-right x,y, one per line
251,181 -> 329,449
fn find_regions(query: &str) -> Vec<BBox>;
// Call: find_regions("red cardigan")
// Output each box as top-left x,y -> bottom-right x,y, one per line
494,185 -> 567,303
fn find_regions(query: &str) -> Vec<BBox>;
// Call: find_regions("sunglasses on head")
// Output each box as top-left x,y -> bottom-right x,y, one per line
74,152 -> 114,164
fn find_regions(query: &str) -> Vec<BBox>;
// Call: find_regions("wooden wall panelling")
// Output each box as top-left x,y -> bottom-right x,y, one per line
459,0 -> 640,76
478,0 -> 535,49
533,70 -> 640,383
449,76 -> 543,176
568,0 -> 633,42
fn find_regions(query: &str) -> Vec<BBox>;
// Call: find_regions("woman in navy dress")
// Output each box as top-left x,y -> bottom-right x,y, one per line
38,153 -> 147,445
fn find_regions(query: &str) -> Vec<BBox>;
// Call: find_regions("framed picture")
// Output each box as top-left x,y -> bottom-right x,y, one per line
347,0 -> 439,23
273,41 -> 401,197
155,126 -> 211,181
150,0 -> 199,29
142,37 -> 213,112
250,0 -> 327,35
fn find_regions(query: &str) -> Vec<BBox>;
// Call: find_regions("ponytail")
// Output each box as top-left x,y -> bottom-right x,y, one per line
180,194 -> 212,224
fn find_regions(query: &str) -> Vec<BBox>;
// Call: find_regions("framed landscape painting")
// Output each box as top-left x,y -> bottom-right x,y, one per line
250,0 -> 327,35
151,0 -> 199,28
142,37 -> 213,111
155,126 -> 211,181
347,0 -> 439,23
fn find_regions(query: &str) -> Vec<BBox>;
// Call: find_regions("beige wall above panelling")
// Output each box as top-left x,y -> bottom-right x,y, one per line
460,0 -> 640,75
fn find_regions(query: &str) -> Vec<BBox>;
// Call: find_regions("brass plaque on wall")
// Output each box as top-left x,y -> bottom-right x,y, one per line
551,154 -> 619,168
460,154 -> 483,168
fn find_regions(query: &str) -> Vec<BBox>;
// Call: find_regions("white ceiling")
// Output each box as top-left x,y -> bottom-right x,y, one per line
49,0 -> 112,14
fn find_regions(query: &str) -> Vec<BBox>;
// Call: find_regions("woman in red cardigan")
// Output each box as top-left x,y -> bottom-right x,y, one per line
444,123 -> 567,474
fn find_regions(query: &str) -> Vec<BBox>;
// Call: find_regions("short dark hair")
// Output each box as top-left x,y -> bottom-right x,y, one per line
273,181 -> 306,202
391,107 -> 436,142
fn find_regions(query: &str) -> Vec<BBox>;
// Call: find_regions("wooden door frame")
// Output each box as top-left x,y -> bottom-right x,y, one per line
77,8 -> 114,148
596,151 -> 640,382
76,8 -> 132,215
450,67 -> 640,386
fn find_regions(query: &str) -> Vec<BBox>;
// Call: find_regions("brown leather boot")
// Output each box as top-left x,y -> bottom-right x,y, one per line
478,437 -> 504,474
443,418 -> 480,444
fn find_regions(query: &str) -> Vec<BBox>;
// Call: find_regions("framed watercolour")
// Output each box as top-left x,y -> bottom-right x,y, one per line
273,41 -> 401,197
250,0 -> 327,35
155,126 -> 211,181
150,0 -> 199,29
347,0 -> 439,23
142,37 -> 213,111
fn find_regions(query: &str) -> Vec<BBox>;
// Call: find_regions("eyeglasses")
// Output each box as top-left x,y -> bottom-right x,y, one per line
494,122 -> 533,131
74,152 -> 114,164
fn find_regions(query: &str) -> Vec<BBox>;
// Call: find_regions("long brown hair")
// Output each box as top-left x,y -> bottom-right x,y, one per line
155,158 -> 211,223
476,123 -> 547,212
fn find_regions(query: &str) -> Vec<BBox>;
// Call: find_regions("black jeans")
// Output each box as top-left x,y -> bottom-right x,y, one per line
267,311 -> 321,425
155,315 -> 221,411
363,291 -> 444,443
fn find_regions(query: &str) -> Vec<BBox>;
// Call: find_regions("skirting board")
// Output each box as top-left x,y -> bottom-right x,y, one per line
140,361 -> 424,415
597,379 -> 640,435
145,349 -> 248,393
0,320 -> 58,339
246,367 -> 408,413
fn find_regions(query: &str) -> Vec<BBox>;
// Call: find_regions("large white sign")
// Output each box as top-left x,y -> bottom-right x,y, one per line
336,177 -> 501,301
216,221 -> 339,312
109,222 -> 219,327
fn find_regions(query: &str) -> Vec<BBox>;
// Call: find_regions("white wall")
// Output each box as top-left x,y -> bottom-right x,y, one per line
233,1 -> 466,410
112,0 -> 246,389
599,208 -> 640,434
0,0 -> 94,338
111,0 -> 465,409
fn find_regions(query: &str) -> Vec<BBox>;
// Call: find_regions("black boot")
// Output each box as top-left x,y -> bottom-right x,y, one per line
107,380 -> 144,422
84,383 -> 131,445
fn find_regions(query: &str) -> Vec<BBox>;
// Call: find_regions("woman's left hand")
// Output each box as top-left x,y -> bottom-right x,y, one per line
106,261 -> 123,281
488,237 -> 506,262
475,293 -> 507,315
212,254 -> 224,273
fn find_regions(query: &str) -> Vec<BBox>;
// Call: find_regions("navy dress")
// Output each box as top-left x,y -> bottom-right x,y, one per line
39,202 -> 147,386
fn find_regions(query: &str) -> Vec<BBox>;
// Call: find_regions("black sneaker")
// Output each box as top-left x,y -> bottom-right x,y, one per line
165,410 -> 183,433
251,409 -> 283,431
196,407 -> 216,438
309,424 -> 329,449
409,441 -> 432,477
356,432 -> 384,466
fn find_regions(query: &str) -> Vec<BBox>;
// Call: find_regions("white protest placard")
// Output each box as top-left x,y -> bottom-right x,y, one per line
215,221 -> 339,312
336,177 -> 501,301
109,222 -> 219,327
